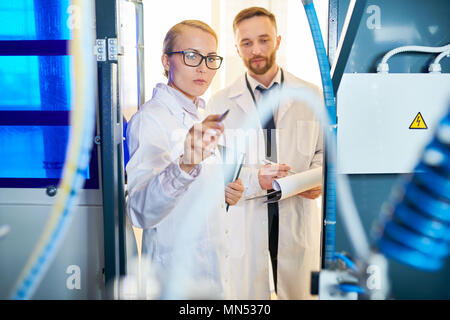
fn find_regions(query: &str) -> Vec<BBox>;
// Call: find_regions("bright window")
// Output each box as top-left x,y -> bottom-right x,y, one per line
142,0 -> 329,101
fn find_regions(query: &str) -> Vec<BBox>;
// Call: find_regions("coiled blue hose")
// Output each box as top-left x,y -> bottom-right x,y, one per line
302,0 -> 338,267
374,108 -> 450,271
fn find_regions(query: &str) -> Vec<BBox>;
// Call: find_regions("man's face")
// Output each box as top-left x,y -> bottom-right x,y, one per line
234,15 -> 280,75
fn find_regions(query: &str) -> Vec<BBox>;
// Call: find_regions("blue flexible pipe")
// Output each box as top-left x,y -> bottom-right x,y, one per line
302,0 -> 338,268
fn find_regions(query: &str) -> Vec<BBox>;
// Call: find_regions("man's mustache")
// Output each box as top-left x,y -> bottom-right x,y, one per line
250,56 -> 267,63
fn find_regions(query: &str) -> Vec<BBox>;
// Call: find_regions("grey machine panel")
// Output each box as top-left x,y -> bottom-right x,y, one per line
333,0 -> 450,299
0,201 -> 104,299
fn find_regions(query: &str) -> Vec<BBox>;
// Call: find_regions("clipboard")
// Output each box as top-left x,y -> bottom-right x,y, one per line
244,189 -> 280,201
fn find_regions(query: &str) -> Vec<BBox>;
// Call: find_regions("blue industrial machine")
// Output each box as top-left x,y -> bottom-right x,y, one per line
0,0 -> 140,299
328,0 -> 450,299
0,0 -> 103,299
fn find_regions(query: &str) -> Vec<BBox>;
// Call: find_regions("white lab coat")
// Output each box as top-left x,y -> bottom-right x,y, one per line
206,70 -> 323,299
126,84 -> 229,298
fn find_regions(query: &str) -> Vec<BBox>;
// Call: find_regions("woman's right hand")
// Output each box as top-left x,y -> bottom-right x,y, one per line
225,178 -> 244,206
180,114 -> 224,173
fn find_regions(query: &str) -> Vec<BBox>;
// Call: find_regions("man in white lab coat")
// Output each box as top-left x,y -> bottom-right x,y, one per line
207,7 -> 324,299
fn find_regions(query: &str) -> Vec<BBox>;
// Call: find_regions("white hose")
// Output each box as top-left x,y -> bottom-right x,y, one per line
163,85 -> 371,299
433,49 -> 450,64
255,86 -> 371,262
429,49 -> 450,73
377,44 -> 450,73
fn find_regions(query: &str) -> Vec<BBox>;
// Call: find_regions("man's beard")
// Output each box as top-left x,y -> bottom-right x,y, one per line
245,50 -> 276,75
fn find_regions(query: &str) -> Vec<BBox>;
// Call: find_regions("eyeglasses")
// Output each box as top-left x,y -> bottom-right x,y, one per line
168,50 -> 223,70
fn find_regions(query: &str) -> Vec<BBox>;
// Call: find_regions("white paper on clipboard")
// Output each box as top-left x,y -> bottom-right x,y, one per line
271,167 -> 322,201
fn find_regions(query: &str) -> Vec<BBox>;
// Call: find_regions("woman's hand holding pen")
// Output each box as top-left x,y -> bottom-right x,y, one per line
180,114 -> 224,173
225,178 -> 244,206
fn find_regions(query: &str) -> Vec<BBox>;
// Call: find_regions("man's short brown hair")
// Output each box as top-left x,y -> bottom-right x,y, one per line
233,7 -> 277,33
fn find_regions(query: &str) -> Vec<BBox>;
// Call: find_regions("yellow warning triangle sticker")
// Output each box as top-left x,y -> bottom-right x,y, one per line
409,112 -> 428,129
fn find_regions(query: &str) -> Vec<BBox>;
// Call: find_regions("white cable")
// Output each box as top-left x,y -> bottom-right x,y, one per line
433,49 -> 450,64
377,44 -> 450,73
163,85 -> 371,299
429,49 -> 450,73
256,86 -> 371,262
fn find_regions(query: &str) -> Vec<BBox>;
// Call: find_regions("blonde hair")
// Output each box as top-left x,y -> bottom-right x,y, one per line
233,7 -> 277,33
162,20 -> 218,77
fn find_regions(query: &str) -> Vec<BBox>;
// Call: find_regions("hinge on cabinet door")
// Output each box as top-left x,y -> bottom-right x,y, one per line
108,38 -> 124,61
95,39 -> 106,62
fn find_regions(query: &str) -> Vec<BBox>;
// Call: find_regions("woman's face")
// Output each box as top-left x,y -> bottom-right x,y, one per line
163,26 -> 218,101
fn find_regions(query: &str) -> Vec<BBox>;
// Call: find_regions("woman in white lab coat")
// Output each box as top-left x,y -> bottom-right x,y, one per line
207,69 -> 324,299
125,20 -> 244,299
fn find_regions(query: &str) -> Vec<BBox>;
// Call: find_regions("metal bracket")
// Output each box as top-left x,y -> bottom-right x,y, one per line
95,38 -> 123,62
95,39 -> 106,62
108,38 -> 124,61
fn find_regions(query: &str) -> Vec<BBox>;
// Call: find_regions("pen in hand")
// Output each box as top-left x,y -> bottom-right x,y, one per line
208,109 -> 229,156
217,109 -> 230,122
262,159 -> 297,175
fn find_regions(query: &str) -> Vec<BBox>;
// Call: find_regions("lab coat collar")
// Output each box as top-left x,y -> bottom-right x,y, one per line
227,76 -> 256,117
228,75 -> 247,99
228,68 -> 292,123
276,70 -> 297,124
153,83 -> 205,126
246,67 -> 282,92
